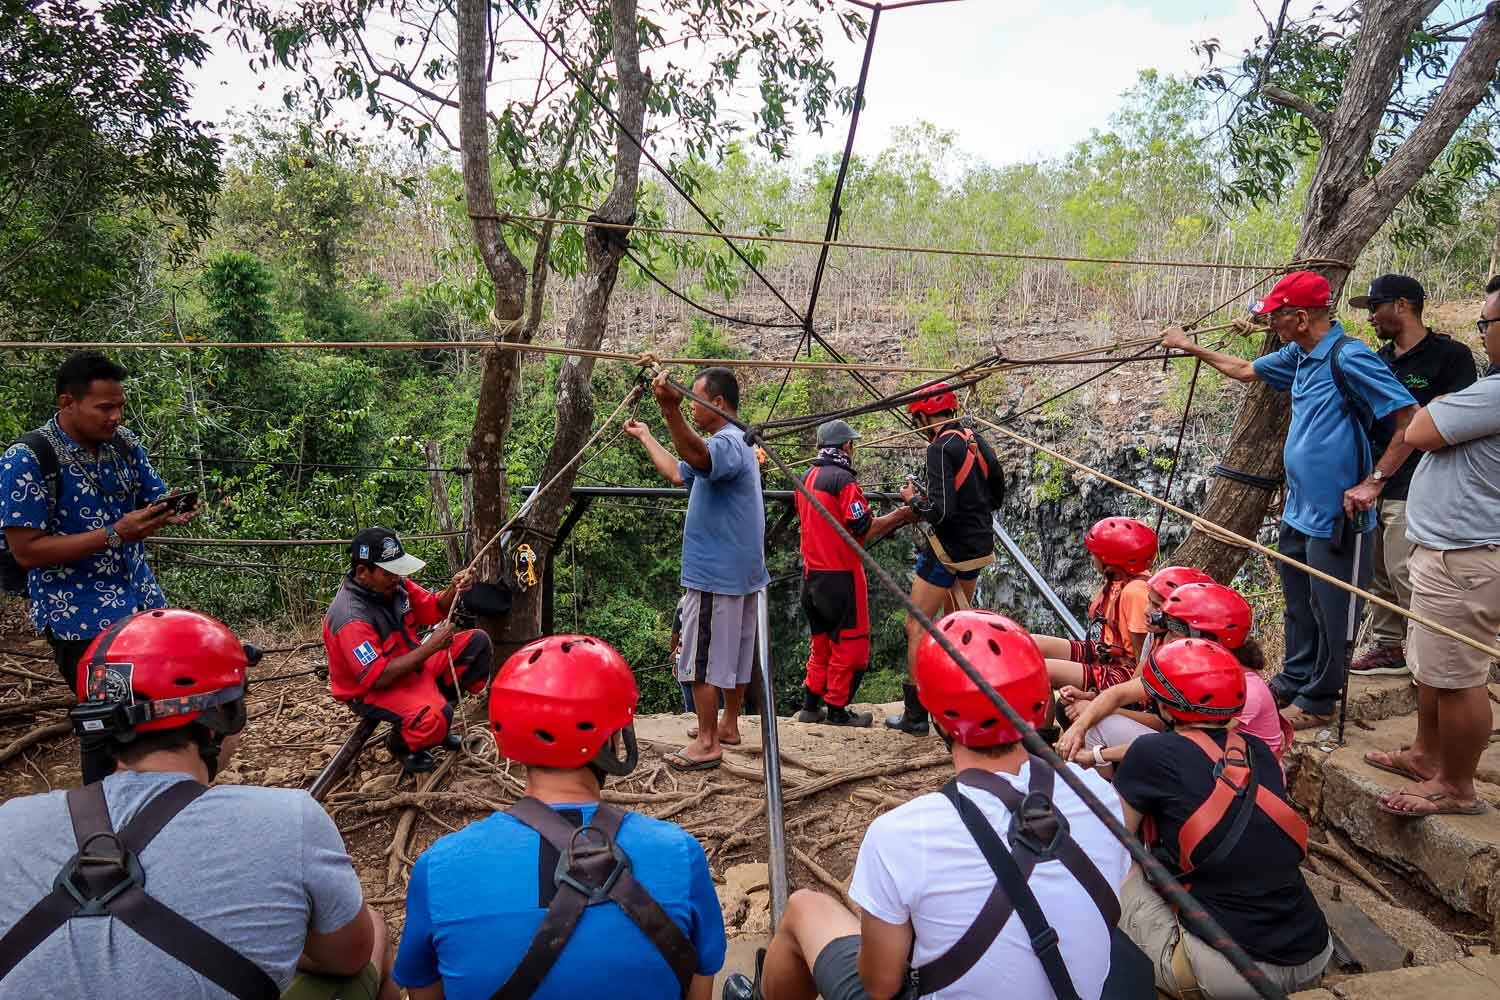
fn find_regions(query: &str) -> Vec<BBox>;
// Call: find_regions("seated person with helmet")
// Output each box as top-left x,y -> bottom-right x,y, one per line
1058,581 -> 1289,771
323,526 -> 495,774
1033,518 -> 1158,713
885,384 -> 1006,737
1113,639 -> 1330,998
0,609 -> 397,1000
394,634 -> 726,1000
754,610 -> 1137,1000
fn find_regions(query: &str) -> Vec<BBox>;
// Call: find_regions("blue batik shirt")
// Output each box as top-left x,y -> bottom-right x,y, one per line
1252,325 -> 1416,539
0,418 -> 169,639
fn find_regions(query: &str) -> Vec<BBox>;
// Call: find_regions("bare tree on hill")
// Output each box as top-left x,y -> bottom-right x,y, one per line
1177,0 -> 1500,580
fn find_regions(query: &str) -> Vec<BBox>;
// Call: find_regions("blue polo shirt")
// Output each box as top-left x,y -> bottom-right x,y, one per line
1252,326 -> 1415,538
0,419 -> 169,639
394,802 -> 727,1000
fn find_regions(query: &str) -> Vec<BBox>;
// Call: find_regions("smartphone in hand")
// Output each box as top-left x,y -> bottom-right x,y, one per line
149,490 -> 199,515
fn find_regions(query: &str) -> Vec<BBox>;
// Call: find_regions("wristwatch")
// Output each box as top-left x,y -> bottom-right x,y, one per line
1370,467 -> 1387,483
1092,746 -> 1108,768
105,523 -> 123,549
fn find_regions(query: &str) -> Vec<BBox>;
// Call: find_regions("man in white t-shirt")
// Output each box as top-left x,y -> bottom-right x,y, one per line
757,610 -> 1132,1000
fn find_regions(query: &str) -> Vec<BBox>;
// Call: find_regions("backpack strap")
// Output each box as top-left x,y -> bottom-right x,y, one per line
17,431 -> 60,526
491,797 -> 696,1000
914,760 -> 1116,998
0,780 -> 279,1000
1174,730 -> 1307,879
1328,337 -> 1376,477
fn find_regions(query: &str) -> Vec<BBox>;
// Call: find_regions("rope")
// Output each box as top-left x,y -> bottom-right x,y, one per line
970,416 -> 1500,664
146,531 -> 466,548
478,213 -> 1354,275
1154,356 -> 1202,535
153,455 -> 473,475
622,248 -> 803,330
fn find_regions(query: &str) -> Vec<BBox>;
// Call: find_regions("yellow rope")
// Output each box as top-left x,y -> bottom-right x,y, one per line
971,416 -> 1500,664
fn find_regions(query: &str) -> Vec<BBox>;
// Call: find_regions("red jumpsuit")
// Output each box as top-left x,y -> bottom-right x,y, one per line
795,458 -> 873,708
323,577 -> 494,752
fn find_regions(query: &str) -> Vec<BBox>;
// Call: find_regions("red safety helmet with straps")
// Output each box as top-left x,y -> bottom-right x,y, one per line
489,633 -> 639,776
70,609 -> 258,757
1145,565 -> 1213,601
914,610 -> 1050,748
1141,638 -> 1245,724
1084,517 -> 1158,576
1161,582 -> 1253,649
907,381 -> 958,416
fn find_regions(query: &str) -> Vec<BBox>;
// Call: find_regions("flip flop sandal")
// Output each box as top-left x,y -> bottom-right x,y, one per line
1376,790 -> 1487,819
1364,746 -> 1429,784
664,750 -> 722,773
687,728 -> 741,743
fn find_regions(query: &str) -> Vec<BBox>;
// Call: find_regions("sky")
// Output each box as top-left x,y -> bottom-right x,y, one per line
186,0 -> 1291,169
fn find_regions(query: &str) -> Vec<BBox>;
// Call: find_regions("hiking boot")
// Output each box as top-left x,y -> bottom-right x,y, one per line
399,748 -> 438,775
883,682 -> 929,736
440,730 -> 464,752
1350,645 -> 1409,677
826,704 -> 873,728
795,687 -> 826,724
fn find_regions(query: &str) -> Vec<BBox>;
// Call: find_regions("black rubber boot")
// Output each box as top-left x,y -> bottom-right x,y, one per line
883,682 -> 929,736
440,730 -> 464,752
399,748 -> 438,774
847,669 -> 869,704
826,704 -> 873,728
795,687 -> 826,723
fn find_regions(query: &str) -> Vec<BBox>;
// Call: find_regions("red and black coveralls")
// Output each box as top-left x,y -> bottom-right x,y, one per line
795,457 -> 874,708
322,577 -> 494,752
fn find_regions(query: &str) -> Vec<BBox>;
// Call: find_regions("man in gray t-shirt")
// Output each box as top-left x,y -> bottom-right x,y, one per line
1366,278 -> 1500,820
0,608 -> 395,1000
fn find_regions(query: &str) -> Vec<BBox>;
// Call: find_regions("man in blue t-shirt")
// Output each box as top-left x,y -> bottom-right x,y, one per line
1162,271 -> 1417,729
394,633 -> 726,1000
625,367 -> 769,771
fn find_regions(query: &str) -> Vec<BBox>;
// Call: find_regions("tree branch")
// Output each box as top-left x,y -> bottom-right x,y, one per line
1262,83 -> 1332,135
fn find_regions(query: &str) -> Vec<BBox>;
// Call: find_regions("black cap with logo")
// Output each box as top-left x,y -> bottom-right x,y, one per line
350,526 -> 427,577
1348,273 -> 1425,310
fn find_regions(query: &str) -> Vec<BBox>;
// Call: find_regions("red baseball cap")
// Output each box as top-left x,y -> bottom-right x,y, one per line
1251,271 -> 1331,317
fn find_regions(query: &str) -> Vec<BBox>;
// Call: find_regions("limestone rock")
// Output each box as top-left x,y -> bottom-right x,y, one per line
1305,873 -> 1460,968
263,766 -> 293,786
1292,954 -> 1500,998
360,773 -> 400,794
725,862 -> 769,897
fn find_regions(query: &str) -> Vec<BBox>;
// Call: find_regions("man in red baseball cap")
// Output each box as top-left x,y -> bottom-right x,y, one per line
1160,271 -> 1418,731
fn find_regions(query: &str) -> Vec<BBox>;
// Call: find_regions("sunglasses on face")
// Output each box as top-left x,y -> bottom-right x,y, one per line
1479,317 -> 1499,337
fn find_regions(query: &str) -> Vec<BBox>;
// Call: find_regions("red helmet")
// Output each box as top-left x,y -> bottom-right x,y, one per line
1146,565 -> 1214,601
1142,638 -> 1245,724
1162,583 -> 1253,649
908,381 -> 959,416
72,609 -> 257,743
490,634 -> 639,773
1084,517 -> 1158,576
914,610 -> 1050,748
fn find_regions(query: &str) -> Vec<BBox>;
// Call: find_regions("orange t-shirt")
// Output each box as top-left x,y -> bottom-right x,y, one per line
1086,575 -> 1151,661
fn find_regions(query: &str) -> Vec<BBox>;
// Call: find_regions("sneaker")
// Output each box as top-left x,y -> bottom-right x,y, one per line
1350,645 -> 1409,676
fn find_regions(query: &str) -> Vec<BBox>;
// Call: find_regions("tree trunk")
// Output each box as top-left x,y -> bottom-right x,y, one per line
1174,2 -> 1500,580
497,0 -> 648,652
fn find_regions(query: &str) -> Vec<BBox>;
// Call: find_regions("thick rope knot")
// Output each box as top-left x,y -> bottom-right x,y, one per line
635,352 -> 659,369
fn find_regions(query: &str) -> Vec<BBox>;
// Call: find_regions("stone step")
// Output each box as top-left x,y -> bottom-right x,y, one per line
1287,715 -> 1500,931
1292,953 -> 1500,998
1341,673 -> 1419,724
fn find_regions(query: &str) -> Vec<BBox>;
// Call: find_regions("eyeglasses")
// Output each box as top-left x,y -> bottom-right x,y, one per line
1479,317 -> 1499,336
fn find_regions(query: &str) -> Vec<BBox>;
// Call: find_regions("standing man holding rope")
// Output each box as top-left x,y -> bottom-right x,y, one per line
1161,271 -> 1417,730
885,384 -> 1005,737
625,368 -> 768,771
793,419 -> 910,727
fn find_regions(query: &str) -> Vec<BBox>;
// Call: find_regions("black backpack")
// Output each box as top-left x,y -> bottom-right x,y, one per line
0,432 -> 61,596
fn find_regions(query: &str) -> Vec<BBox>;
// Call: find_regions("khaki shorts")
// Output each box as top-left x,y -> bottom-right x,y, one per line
281,962 -> 380,1000
1408,544 -> 1500,690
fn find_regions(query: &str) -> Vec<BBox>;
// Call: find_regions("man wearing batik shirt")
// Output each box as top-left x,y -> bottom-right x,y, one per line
0,352 -> 196,783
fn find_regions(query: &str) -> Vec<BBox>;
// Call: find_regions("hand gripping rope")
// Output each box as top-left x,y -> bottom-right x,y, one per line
655,371 -> 1287,1000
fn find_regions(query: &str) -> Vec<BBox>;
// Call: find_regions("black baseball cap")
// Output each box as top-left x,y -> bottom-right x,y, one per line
350,526 -> 426,577
1348,273 -> 1425,310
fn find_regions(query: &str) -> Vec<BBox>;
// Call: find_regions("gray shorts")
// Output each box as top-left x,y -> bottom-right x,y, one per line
812,935 -> 871,1000
676,589 -> 758,690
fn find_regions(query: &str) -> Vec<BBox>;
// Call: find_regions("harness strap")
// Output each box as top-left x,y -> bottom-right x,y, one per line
1174,730 -> 1307,877
491,797 -> 696,1000
0,780 -> 279,1000
938,429 -> 989,492
914,760 -> 1116,998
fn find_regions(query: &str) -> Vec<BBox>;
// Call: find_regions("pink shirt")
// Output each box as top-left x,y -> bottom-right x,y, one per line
1237,671 -> 1284,756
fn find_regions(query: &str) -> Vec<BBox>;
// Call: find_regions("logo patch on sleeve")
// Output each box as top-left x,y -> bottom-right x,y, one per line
849,501 -> 867,520
353,641 -> 379,667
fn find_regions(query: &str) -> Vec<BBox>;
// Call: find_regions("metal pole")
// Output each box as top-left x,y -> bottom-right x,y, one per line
309,717 -> 378,802
1335,530 -> 1366,745
756,587 -> 790,930
991,514 -> 1086,640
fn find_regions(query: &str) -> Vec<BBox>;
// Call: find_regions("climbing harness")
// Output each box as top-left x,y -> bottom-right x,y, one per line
489,798 -> 696,999
911,760 -> 1144,999
0,780 -> 278,999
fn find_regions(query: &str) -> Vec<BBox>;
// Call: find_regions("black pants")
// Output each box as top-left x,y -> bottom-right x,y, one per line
46,631 -> 116,785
